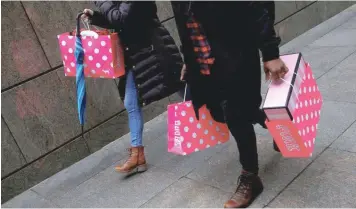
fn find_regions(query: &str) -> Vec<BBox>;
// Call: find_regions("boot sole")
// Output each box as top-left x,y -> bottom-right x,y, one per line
115,164 -> 148,174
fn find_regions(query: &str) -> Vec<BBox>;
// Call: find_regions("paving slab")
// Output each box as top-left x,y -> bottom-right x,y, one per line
300,46 -> 356,79
2,190 -> 58,208
256,100 -> 356,148
310,28 -> 356,47
155,144 -> 223,179
187,132 -> 327,208
250,142 -> 326,208
268,148 -> 356,208
1,137 -> 89,203
316,100 -> 356,147
185,139 -> 240,194
340,15 -> 356,29
52,165 -> 178,208
317,52 -> 356,103
31,143 -> 124,201
140,177 -> 232,208
280,4 -> 356,53
32,112 -> 168,201
331,122 -> 356,153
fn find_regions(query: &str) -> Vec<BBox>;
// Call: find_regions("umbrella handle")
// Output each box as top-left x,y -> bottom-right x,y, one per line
76,12 -> 85,37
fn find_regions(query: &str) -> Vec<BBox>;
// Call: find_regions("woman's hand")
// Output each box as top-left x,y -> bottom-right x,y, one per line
263,58 -> 289,81
82,9 -> 94,21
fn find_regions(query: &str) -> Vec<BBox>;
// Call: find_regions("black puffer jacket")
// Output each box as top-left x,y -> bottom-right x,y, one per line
90,1 -> 183,106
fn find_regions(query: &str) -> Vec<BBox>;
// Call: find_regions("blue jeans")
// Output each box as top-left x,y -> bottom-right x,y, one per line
124,71 -> 144,147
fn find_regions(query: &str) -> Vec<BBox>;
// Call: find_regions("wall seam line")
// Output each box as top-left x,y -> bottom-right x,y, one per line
20,1 -> 52,68
275,1 -> 317,25
1,65 -> 63,93
161,16 -> 174,24
1,115 -> 28,164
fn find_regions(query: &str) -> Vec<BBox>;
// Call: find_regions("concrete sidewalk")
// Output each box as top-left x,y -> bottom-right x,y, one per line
3,5 -> 356,208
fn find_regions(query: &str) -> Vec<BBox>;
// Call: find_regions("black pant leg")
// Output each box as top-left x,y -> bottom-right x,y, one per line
221,101 -> 259,174
219,48 -> 263,174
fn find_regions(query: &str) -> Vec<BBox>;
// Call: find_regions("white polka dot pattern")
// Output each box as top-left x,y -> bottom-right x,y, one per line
189,117 -> 194,123
295,62 -> 322,155
187,143 -> 191,148
266,60 -> 322,158
57,33 -> 125,78
168,101 -> 230,155
197,123 -> 201,129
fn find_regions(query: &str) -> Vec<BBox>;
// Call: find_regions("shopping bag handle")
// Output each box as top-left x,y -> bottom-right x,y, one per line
183,84 -> 188,102
76,12 -> 85,37
76,12 -> 102,36
81,18 -> 91,30
268,77 -> 300,102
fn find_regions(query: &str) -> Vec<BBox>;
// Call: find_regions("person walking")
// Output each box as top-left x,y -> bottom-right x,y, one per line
82,1 -> 184,174
172,2 -> 288,208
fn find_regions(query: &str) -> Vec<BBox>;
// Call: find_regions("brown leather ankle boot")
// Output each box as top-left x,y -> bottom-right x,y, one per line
115,146 -> 147,174
224,171 -> 263,208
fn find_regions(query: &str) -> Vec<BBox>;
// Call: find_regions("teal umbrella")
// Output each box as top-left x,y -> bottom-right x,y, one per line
75,13 -> 86,133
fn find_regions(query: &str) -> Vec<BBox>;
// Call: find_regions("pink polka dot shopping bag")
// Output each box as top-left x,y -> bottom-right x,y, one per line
57,24 -> 125,79
263,53 -> 323,158
167,86 -> 230,155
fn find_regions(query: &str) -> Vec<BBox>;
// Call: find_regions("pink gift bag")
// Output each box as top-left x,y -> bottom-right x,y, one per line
167,88 -> 230,155
57,30 -> 125,79
263,53 -> 322,158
